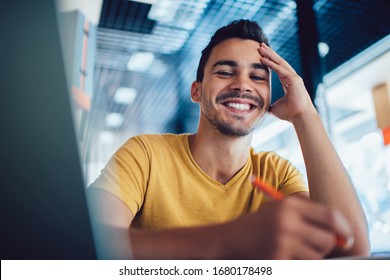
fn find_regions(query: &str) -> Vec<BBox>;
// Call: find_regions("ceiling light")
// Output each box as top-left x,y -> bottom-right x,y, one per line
114,87 -> 137,104
148,0 -> 181,23
182,21 -> 196,30
105,113 -> 124,128
99,131 -> 114,144
318,42 -> 330,58
127,51 -> 155,72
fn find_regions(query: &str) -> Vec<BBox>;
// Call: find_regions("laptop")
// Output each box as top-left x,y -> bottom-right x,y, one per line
0,1 -> 96,259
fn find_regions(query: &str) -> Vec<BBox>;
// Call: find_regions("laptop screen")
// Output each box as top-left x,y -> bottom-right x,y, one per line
0,0 -> 96,259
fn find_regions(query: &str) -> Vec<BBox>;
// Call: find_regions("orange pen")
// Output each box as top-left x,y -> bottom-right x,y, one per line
251,175 -> 349,250
251,176 -> 284,201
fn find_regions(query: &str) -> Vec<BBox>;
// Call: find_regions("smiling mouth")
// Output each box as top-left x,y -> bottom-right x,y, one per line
216,92 -> 264,112
223,102 -> 255,111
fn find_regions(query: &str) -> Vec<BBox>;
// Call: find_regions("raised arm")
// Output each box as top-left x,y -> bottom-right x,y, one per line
87,188 -> 355,259
259,43 -> 370,257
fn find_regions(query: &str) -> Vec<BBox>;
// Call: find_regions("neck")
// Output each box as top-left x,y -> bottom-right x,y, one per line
189,128 -> 252,184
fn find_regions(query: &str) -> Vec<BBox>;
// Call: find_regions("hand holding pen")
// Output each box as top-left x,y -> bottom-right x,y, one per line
252,177 -> 353,256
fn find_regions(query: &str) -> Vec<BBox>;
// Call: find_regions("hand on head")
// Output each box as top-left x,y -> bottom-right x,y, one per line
258,43 -> 317,122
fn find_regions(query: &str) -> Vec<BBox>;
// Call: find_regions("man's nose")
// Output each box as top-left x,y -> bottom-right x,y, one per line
228,74 -> 253,93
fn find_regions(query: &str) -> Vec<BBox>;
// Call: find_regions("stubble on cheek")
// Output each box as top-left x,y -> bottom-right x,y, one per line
201,96 -> 267,137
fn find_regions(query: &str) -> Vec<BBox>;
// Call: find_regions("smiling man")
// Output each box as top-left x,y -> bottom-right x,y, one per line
87,20 -> 370,259
195,39 -> 269,137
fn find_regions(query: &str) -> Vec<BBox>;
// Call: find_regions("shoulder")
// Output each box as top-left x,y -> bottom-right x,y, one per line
250,148 -> 289,166
250,148 -> 307,194
119,133 -> 189,156
133,133 -> 188,149
249,148 -> 302,177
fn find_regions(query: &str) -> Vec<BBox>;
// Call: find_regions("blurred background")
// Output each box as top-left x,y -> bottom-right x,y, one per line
55,0 -> 390,254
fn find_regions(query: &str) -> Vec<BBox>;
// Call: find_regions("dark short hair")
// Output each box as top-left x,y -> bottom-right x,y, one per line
196,19 -> 270,82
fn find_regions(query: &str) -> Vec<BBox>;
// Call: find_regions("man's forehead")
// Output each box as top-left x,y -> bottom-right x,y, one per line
208,38 -> 262,63
213,38 -> 260,51
206,39 -> 268,73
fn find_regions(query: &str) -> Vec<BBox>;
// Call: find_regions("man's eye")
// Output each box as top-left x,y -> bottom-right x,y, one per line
217,71 -> 233,77
251,75 -> 266,81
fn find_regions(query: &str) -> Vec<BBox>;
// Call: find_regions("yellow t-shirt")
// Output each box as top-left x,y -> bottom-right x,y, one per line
90,134 -> 307,230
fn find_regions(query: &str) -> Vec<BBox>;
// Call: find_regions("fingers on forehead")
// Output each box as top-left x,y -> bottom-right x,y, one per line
259,44 -> 296,74
260,57 -> 288,77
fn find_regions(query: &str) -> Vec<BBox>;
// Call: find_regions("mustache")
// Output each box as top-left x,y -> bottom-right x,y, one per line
215,91 -> 264,108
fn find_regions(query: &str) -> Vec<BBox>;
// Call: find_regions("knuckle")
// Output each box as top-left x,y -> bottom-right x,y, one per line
274,217 -> 289,233
322,232 -> 337,249
324,209 -> 338,228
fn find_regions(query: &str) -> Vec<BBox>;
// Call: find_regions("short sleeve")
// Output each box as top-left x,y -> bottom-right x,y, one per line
88,136 -> 151,215
252,150 -> 308,196
271,153 -> 308,196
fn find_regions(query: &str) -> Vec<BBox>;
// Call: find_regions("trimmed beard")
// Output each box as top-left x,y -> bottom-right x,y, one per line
201,98 -> 267,137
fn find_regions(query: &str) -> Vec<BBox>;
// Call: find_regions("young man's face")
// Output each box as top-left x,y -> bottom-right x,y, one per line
192,38 -> 271,137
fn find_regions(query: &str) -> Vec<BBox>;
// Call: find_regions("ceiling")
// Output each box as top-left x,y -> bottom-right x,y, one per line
87,0 -> 390,160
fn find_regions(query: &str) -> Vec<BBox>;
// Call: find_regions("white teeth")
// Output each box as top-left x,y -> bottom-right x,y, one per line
226,102 -> 250,110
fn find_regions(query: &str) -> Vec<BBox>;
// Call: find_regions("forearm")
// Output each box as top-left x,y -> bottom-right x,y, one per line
88,188 -> 233,259
93,223 -> 228,259
292,110 -> 370,257
130,224 -> 229,259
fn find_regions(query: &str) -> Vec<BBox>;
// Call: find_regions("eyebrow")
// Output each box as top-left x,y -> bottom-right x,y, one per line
212,60 -> 269,72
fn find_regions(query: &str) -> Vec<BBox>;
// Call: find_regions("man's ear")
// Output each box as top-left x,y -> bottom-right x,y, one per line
190,81 -> 201,103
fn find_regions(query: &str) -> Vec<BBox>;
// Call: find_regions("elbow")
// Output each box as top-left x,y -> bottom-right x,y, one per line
356,221 -> 371,257
353,239 -> 371,258
349,216 -> 371,257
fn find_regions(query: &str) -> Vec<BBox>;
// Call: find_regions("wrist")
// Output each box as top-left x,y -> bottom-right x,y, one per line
206,221 -> 236,259
291,108 -> 320,127
212,217 -> 252,259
